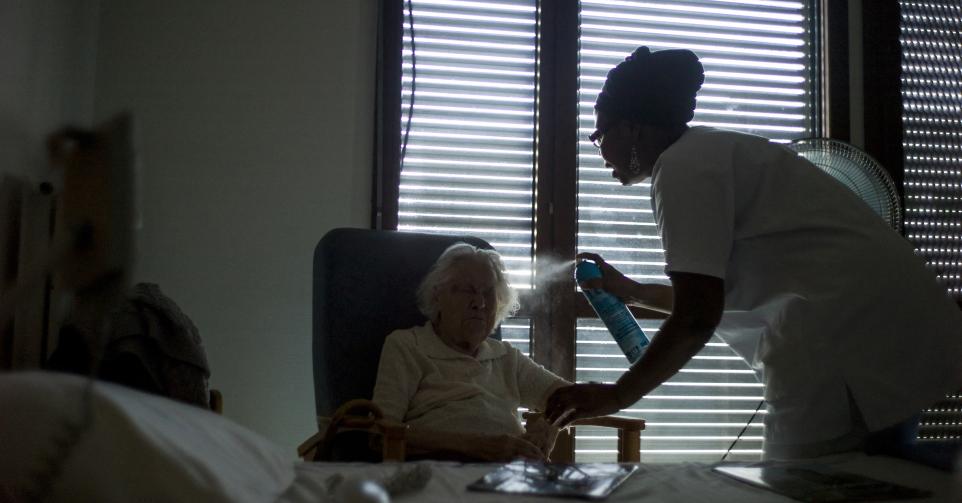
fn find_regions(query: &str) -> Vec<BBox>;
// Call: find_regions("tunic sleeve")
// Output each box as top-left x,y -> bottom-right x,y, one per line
371,331 -> 421,422
515,348 -> 570,412
652,156 -> 734,280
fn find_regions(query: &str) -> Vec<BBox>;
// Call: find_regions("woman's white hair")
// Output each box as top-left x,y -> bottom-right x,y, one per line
417,243 -> 520,328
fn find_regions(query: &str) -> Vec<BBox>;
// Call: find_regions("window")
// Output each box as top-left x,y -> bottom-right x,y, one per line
383,0 -> 818,462
899,0 -> 962,444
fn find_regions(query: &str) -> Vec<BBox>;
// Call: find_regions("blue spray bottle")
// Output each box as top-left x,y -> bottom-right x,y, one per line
575,260 -> 650,363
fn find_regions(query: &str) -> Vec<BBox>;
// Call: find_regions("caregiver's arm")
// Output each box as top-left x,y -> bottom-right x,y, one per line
612,272 -> 723,406
627,283 -> 674,314
546,272 -> 724,422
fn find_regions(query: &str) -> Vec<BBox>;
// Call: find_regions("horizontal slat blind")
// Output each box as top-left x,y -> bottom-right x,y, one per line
575,0 -> 813,463
901,0 -> 962,297
502,319 -> 532,356
398,0 -> 537,290
899,0 -> 962,444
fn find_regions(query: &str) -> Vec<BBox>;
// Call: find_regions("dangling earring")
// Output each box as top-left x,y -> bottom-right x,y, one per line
628,145 -> 642,175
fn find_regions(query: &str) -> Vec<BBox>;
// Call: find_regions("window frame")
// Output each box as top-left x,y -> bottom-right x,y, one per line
373,0 -> 404,232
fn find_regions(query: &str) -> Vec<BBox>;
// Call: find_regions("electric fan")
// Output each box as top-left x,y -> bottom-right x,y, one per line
788,138 -> 903,232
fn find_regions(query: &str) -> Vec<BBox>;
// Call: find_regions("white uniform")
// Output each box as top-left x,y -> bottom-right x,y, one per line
650,126 -> 962,456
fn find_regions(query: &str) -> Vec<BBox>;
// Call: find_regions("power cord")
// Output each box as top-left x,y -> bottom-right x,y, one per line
721,399 -> 765,462
20,284 -> 121,502
400,0 -> 415,168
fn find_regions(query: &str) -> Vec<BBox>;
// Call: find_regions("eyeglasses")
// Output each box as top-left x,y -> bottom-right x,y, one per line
450,283 -> 496,303
588,130 -> 605,149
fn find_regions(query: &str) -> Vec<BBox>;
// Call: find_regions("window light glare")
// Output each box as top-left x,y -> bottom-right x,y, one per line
579,0 -> 804,22
403,35 -> 535,52
411,103 -> 535,117
407,117 -> 534,130
627,409 -> 768,415
411,0 -> 536,13
397,224 -> 532,235
405,130 -> 532,143
399,197 -> 531,209
401,76 -> 534,91
399,184 -> 530,196
401,171 -> 531,182
398,211 -> 530,222
580,40 -> 805,60
402,49 -> 535,65
402,90 -> 533,104
404,144 -> 531,156
408,9 -> 534,26
409,23 -> 534,39
578,23 -> 805,46
578,13 -> 803,35
402,63 -> 533,78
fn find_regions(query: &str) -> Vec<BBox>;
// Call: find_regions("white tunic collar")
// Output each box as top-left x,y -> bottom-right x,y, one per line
412,322 -> 506,361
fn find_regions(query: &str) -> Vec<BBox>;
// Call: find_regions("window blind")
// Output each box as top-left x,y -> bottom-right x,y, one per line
575,0 -> 814,462
398,0 -> 538,290
899,0 -> 962,444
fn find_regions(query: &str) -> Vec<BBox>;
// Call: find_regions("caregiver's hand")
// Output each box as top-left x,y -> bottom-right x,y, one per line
576,253 -> 637,302
544,383 -> 623,426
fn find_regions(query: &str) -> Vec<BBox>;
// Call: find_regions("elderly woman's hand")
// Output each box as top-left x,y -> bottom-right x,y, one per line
523,415 -> 561,460
475,434 -> 546,462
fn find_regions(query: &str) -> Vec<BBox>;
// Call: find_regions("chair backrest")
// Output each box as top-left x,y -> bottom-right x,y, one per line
312,228 -> 497,418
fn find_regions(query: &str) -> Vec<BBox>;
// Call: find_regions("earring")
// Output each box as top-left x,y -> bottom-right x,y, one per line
629,145 -> 642,174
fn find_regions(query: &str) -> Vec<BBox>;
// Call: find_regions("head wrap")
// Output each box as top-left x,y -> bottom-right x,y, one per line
595,46 -> 705,127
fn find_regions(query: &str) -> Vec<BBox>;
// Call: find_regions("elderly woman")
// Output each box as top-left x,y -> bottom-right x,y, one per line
372,243 -> 568,461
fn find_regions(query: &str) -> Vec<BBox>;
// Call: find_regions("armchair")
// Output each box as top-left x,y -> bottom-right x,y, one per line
300,228 -> 494,462
298,228 -> 645,462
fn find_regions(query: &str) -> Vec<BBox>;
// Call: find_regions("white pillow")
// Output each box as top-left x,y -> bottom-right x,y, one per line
0,371 -> 295,502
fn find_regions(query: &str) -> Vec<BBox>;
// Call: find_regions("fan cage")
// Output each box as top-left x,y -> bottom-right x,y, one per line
789,138 -> 903,232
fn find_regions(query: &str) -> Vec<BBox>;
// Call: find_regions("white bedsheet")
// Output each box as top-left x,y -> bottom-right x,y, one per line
281,456 -> 961,502
2,372 -> 959,502
0,372 -> 293,502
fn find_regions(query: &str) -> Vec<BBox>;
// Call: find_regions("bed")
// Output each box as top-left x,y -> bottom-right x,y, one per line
2,372 -> 959,502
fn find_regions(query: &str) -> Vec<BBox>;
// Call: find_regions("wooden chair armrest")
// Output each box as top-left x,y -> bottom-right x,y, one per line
570,416 -> 645,431
522,411 -> 645,463
297,430 -> 326,458
335,416 -> 407,432
521,411 -> 645,431
297,400 -> 408,462
569,416 -> 645,463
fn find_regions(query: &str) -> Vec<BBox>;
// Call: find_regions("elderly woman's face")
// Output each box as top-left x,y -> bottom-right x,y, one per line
433,257 -> 499,356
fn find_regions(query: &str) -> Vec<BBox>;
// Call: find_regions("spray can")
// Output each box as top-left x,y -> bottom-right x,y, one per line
575,260 -> 649,363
